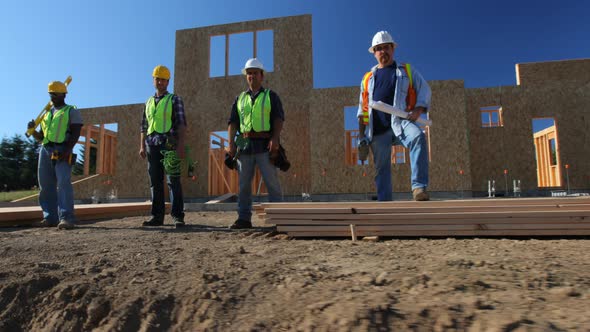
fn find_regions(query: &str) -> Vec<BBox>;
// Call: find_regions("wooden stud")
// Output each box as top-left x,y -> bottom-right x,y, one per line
350,224 -> 356,242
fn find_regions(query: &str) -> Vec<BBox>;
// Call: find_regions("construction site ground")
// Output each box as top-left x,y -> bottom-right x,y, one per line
1,210 -> 589,331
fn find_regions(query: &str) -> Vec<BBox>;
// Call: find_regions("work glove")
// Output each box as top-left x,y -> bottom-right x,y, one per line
357,137 -> 370,162
27,119 -> 36,129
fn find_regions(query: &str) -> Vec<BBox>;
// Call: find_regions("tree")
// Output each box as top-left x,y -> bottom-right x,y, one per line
0,135 -> 40,190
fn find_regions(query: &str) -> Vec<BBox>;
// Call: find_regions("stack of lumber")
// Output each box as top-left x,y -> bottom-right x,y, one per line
0,202 -> 169,227
255,197 -> 590,238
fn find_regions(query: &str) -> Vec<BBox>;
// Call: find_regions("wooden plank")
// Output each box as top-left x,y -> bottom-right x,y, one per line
265,216 -> 590,226
265,210 -> 590,222
277,223 -> 590,233
84,125 -> 91,176
97,124 -> 105,174
263,203 -> 590,215
205,193 -> 236,204
256,197 -> 590,211
0,202 -> 169,227
283,229 -> 590,237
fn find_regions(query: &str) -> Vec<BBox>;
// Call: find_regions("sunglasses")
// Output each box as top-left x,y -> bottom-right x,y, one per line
373,44 -> 392,52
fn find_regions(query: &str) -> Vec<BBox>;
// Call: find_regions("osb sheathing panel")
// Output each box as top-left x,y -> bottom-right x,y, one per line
427,80 -> 472,192
310,80 -> 471,194
517,59 -> 590,86
174,15 -> 312,197
466,80 -> 590,192
76,104 -> 150,199
310,87 -> 375,194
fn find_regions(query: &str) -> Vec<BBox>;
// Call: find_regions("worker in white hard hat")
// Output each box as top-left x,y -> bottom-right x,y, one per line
27,80 -> 83,229
226,58 -> 285,229
357,31 -> 432,201
139,65 -> 187,228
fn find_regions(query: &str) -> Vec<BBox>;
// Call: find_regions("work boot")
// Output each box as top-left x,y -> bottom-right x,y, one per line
57,220 -> 75,230
229,219 -> 252,230
142,216 -> 164,227
412,188 -> 430,201
32,219 -> 57,228
173,216 -> 185,228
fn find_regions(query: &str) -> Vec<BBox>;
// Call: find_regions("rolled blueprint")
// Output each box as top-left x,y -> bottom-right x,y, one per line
370,101 -> 433,127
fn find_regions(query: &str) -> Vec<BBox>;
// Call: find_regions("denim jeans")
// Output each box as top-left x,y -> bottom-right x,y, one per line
146,144 -> 184,219
237,152 -> 282,221
38,145 -> 75,223
370,120 -> 429,201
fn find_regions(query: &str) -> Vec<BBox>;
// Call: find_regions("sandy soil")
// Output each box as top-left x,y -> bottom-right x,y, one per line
1,211 -> 589,331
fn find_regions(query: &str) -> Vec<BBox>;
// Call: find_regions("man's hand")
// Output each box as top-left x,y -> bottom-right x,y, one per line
139,146 -> 146,159
268,137 -> 280,153
27,119 -> 36,129
407,107 -> 425,122
227,141 -> 237,157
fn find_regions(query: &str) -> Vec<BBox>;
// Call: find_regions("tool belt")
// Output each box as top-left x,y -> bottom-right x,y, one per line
242,131 -> 271,139
43,142 -> 64,147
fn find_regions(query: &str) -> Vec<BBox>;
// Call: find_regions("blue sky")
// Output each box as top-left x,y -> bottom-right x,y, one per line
1,0 -> 588,139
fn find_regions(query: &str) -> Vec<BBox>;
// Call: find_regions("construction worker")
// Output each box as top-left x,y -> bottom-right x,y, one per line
139,65 -> 187,228
227,58 -> 284,229
27,80 -> 83,229
358,31 -> 432,201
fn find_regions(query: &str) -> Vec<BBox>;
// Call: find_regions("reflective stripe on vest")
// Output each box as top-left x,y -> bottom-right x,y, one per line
237,89 -> 271,133
145,94 -> 174,135
42,105 -> 72,144
361,72 -> 372,125
404,63 -> 417,111
360,63 -> 417,125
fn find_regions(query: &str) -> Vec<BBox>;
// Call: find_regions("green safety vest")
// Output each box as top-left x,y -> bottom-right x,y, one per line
41,105 -> 72,144
145,94 -> 174,135
237,89 -> 271,133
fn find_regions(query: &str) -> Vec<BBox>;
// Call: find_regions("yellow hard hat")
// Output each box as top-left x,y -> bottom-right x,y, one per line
152,65 -> 171,80
48,81 -> 67,94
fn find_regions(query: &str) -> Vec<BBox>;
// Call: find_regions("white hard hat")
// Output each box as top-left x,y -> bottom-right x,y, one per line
242,58 -> 265,75
369,31 -> 397,53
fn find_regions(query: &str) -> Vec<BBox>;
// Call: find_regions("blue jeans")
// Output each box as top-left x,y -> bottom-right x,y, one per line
38,145 -> 75,223
237,152 -> 282,221
146,145 -> 184,219
370,121 -> 429,201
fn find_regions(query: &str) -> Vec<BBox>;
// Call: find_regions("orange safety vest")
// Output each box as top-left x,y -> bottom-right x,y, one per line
361,63 -> 416,124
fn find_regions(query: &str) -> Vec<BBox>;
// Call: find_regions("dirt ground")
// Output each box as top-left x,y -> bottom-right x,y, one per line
1,211 -> 589,331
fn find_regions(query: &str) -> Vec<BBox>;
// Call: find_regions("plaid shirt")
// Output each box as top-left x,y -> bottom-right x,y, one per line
141,92 -> 187,146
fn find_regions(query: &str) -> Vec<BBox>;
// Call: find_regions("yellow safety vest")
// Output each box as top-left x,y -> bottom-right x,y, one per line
41,105 -> 72,144
360,63 -> 416,125
145,94 -> 174,135
237,89 -> 271,133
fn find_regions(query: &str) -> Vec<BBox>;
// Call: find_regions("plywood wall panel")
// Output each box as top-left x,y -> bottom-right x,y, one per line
174,15 -> 313,197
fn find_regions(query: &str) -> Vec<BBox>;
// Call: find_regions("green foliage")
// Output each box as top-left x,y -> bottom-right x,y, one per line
0,134 -> 40,191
